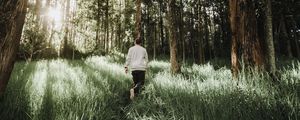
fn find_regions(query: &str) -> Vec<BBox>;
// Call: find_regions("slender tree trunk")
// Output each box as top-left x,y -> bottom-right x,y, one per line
290,16 -> 300,58
44,0 -> 50,47
295,31 -> 300,58
264,0 -> 276,74
153,22 -> 157,59
191,8 -> 195,62
118,21 -> 122,50
105,0 -> 109,53
145,6 -> 152,57
101,17 -> 105,50
159,1 -> 165,54
179,0 -> 185,63
95,0 -> 101,46
198,3 -> 205,64
280,15 -> 293,58
62,0 -> 71,58
110,22 -> 114,52
204,7 -> 210,60
167,0 -> 180,74
0,0 -> 28,96
135,0 -> 142,40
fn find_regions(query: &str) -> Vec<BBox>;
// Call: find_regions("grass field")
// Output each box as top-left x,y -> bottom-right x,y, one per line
0,56 -> 299,120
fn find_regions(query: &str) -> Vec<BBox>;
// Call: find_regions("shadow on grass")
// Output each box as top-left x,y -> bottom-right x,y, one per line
37,65 -> 54,120
0,62 -> 35,120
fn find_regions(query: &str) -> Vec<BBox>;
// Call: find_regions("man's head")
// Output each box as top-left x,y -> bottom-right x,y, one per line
135,38 -> 141,45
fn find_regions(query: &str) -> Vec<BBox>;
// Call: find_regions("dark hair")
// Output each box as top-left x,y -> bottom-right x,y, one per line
135,38 -> 141,45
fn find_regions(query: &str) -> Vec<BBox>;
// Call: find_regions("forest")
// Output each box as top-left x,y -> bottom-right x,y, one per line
0,0 -> 299,119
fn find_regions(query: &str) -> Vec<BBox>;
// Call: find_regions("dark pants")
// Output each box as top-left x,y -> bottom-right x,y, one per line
131,70 -> 145,94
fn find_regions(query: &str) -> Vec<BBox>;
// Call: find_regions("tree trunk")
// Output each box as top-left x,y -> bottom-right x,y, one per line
145,6 -> 152,57
159,1 -> 165,54
135,0 -> 142,40
290,16 -> 300,58
264,0 -> 276,75
110,22 -> 114,52
229,0 -> 264,79
204,7 -> 211,60
0,0 -> 28,96
280,15 -> 293,58
44,0 -> 50,47
95,0 -> 101,46
153,22 -> 157,59
295,31 -> 300,58
198,3 -> 205,64
167,0 -> 180,74
62,0 -> 71,58
229,0 -> 239,79
179,0 -> 185,63
105,0 -> 109,53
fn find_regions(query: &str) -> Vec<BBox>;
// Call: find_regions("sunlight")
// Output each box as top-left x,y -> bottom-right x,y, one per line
48,59 -> 89,99
27,61 -> 48,116
48,7 -> 62,24
85,56 -> 131,79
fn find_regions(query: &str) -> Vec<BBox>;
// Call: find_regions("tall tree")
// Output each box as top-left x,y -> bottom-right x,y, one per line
135,0 -> 142,40
0,0 -> 28,96
179,0 -> 185,63
158,0 -> 165,54
105,0 -> 109,53
197,1 -> 205,64
229,0 -> 264,79
62,0 -> 71,58
167,0 -> 180,74
95,0 -> 102,47
264,0 -> 276,75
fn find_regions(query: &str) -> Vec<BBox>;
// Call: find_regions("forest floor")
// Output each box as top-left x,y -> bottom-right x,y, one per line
0,56 -> 299,120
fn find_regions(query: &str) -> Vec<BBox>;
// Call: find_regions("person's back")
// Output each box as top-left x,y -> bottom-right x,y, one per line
125,38 -> 148,100
126,45 -> 148,71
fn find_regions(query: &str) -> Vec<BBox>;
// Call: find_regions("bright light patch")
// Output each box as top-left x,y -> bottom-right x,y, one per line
27,61 -> 48,116
48,7 -> 62,23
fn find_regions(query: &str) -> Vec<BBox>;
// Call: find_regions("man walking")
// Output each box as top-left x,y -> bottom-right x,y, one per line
125,38 -> 148,100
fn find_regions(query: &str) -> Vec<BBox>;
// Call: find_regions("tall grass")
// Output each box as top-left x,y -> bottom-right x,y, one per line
0,56 -> 298,120
127,61 -> 299,120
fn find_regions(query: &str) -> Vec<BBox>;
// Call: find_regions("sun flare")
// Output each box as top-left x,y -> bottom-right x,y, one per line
48,7 -> 62,25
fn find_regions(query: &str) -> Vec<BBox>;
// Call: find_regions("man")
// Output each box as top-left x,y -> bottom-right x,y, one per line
125,38 -> 148,100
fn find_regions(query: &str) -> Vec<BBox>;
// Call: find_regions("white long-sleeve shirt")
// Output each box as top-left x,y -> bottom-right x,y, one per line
125,45 -> 148,71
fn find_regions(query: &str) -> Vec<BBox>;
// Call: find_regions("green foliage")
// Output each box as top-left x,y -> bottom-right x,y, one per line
0,57 -> 298,119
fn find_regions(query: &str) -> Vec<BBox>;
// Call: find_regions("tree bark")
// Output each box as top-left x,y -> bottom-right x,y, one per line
153,22 -> 157,59
229,0 -> 264,79
135,0 -> 142,40
229,0 -> 239,79
105,0 -> 109,53
0,0 -> 28,96
44,0 -> 50,47
290,16 -> 300,58
264,0 -> 276,75
280,15 -> 293,58
198,2 -> 205,64
167,0 -> 180,74
62,0 -> 71,58
159,1 -> 165,54
179,0 -> 185,63
95,0 -> 101,46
